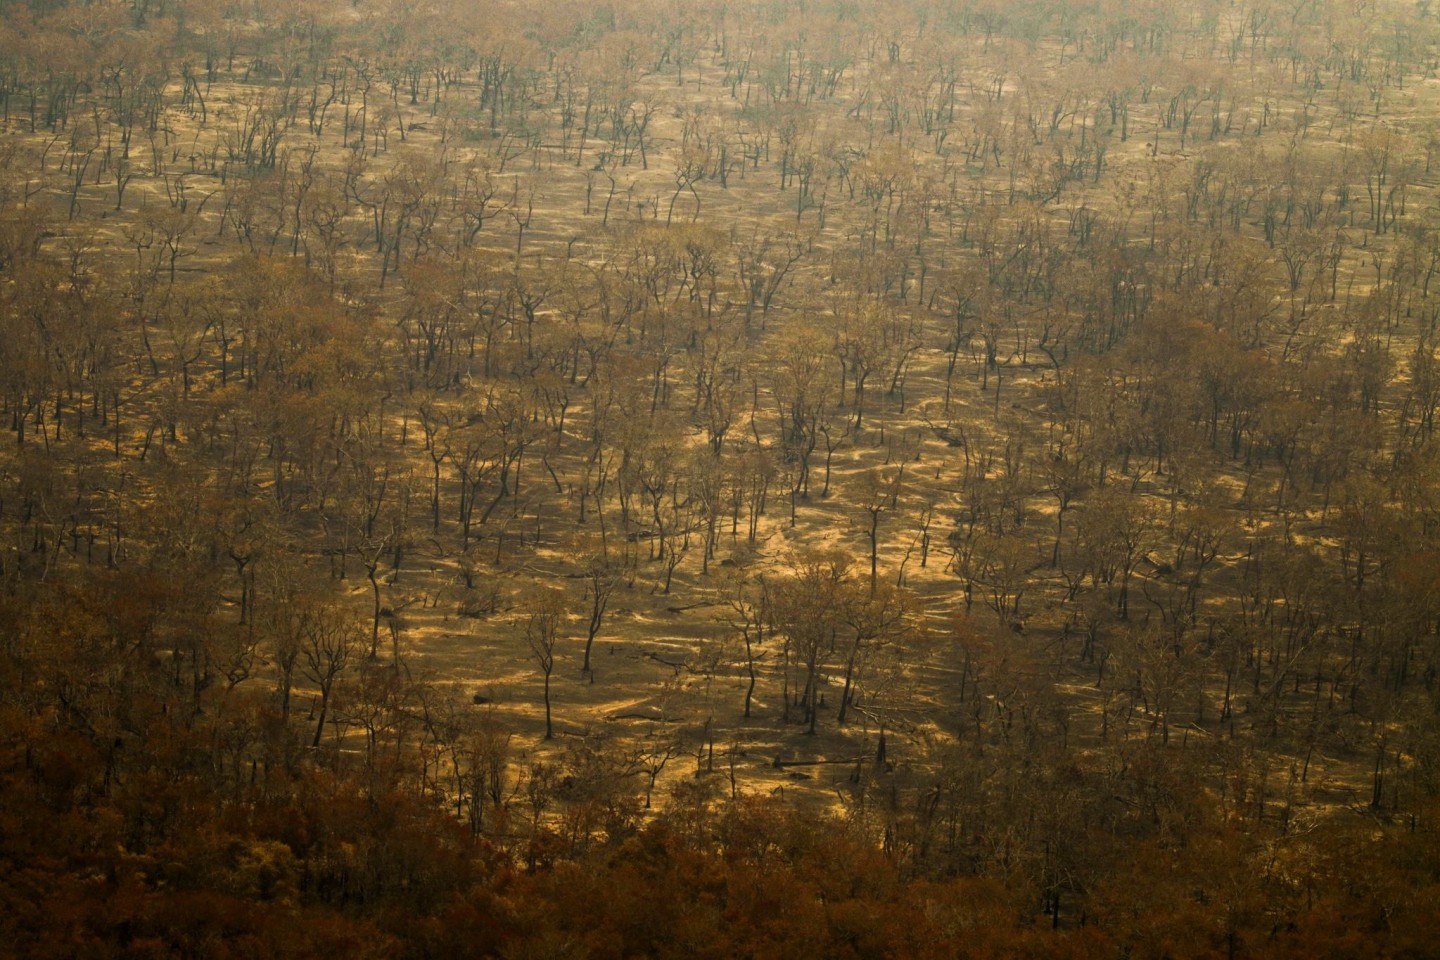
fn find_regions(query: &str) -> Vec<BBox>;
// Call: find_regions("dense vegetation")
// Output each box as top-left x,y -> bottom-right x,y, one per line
5,0 -> 1440,953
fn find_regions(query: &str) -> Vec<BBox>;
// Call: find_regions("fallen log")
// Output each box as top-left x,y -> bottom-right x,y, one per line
771,755 -> 869,769
608,712 -> 680,723
644,651 -> 686,673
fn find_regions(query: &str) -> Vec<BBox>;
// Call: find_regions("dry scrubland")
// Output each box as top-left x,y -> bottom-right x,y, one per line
6,0 -> 1440,953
